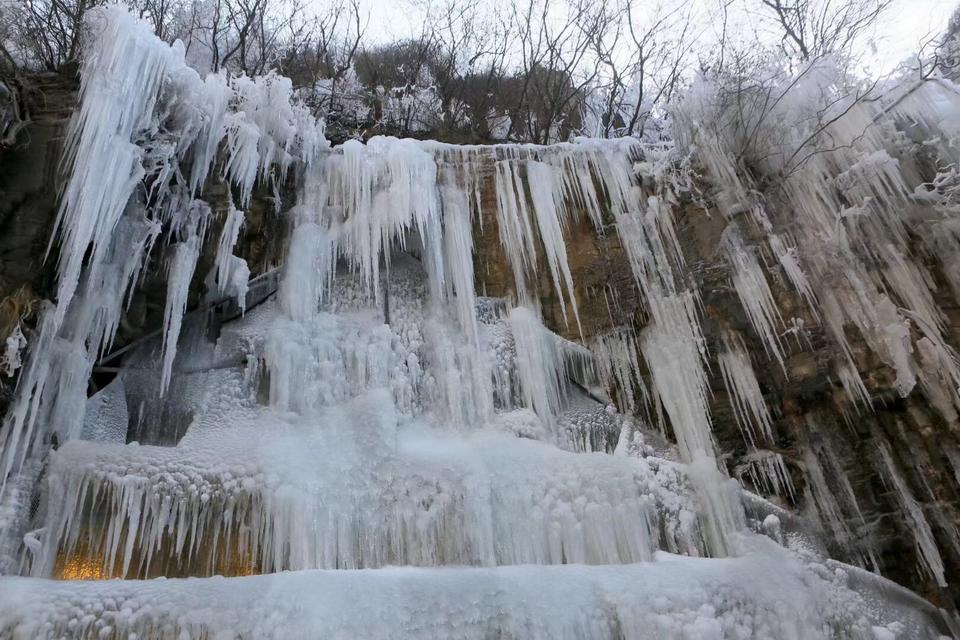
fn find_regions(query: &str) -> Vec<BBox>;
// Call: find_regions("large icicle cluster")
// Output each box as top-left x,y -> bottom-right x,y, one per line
0,6 -> 325,482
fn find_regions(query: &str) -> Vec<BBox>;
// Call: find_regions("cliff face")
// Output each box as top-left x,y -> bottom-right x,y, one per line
1,70 -> 959,612
465,153 -> 960,607
0,73 -> 76,409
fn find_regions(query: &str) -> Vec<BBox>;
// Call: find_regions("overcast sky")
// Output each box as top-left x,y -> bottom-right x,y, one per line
352,0 -> 957,76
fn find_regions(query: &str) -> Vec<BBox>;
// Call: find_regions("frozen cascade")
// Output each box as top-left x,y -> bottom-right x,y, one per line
0,7 -> 955,639
32,393 -> 661,576
640,293 -> 745,557
507,306 -> 572,426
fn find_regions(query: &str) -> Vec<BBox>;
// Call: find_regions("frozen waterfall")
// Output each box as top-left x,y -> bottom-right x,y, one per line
0,6 -> 958,639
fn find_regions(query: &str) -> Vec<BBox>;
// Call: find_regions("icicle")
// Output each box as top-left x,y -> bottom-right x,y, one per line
718,331 -> 774,446
0,7 -> 178,482
801,435 -> 879,571
493,159 -> 539,304
209,203 -> 250,311
439,167 -> 479,343
160,236 -> 199,395
722,228 -> 786,371
187,74 -> 232,195
213,205 -> 245,297
876,440 -> 947,587
47,8 -> 177,324
836,362 -> 873,411
736,450 -> 795,502
588,329 -> 649,415
524,161 -> 581,334
768,233 -> 819,320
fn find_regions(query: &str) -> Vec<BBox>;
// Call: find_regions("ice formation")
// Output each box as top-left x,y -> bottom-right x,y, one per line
718,331 -> 774,446
209,203 -> 250,310
0,324 -> 25,377
0,6 -> 322,483
877,440 -> 948,588
0,549 -> 921,640
159,236 -> 199,394
0,6 -> 959,639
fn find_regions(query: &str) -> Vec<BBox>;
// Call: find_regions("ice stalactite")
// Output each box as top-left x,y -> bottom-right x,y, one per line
722,229 -> 786,372
876,440 -> 947,588
674,64 -> 960,445
186,74 -> 233,196
718,331 -> 774,446
47,11 -> 177,324
224,73 -> 322,206
211,203 -> 249,309
322,138 -> 444,306
597,171 -> 746,562
588,329 -> 649,415
493,159 -> 540,307
801,420 -> 880,572
487,145 -> 635,332
523,161 -> 581,333
735,450 -> 795,502
160,236 -> 200,395
439,166 -> 480,344
768,233 -> 819,320
565,134 -> 748,557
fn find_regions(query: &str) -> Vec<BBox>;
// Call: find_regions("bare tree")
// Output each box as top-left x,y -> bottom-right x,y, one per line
759,0 -> 893,62
278,0 -> 367,118
507,0 -> 599,143
588,0 -> 698,138
418,0 -> 510,134
4,0 -> 107,71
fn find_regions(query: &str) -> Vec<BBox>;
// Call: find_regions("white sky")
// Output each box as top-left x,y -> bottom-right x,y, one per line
870,0 -> 955,71
352,0 -> 957,75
